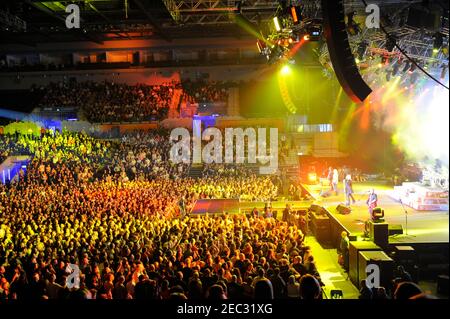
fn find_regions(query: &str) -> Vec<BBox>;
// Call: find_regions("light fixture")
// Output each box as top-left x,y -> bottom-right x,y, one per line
281,64 -> 291,76
440,64 -> 448,80
392,61 -> 400,76
307,25 -> 322,41
290,6 -> 301,25
273,17 -> 281,32
385,36 -> 397,52
357,41 -> 368,60
402,61 -> 411,73
433,32 -> 443,53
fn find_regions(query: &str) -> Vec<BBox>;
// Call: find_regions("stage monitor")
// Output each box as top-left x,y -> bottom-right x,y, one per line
372,207 -> 385,222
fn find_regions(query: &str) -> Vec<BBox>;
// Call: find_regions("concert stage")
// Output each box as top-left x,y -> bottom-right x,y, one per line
303,181 -> 449,244
190,181 -> 448,244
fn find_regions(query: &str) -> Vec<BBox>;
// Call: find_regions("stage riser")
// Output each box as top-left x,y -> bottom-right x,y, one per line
389,182 -> 449,211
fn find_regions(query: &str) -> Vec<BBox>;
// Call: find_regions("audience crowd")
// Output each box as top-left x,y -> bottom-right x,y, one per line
38,81 -> 173,122
34,80 -> 230,123
0,130 -> 318,300
0,129 -> 435,300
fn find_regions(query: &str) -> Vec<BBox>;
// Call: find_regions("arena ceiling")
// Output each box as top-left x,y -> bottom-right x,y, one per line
0,0 -> 448,66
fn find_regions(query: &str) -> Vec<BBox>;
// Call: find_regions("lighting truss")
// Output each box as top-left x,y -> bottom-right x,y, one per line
163,0 -> 280,25
315,0 -> 449,83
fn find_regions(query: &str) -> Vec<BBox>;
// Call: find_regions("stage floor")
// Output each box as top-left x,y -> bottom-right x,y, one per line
303,181 -> 449,244
190,181 -> 448,244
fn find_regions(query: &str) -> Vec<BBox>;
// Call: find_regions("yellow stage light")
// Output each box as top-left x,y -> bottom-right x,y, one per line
280,65 -> 291,76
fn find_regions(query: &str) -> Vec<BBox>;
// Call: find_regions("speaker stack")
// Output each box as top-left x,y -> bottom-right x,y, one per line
368,220 -> 389,249
358,250 -> 394,290
348,241 -> 381,286
321,0 -> 372,103
310,212 -> 331,245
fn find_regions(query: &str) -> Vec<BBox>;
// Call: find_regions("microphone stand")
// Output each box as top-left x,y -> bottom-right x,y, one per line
399,199 -> 409,235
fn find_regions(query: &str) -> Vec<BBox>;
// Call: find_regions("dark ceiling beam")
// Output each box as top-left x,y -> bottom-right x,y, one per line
86,1 -> 132,39
24,0 -> 104,44
132,0 -> 171,42
25,0 -> 67,24
0,34 -> 37,47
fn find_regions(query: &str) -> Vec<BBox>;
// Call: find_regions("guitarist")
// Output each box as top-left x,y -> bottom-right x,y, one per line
366,188 -> 378,220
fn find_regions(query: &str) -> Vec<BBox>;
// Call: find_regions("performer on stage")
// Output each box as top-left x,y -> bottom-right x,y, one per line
332,169 -> 339,195
344,175 -> 356,206
366,188 -> 378,219
327,167 -> 333,191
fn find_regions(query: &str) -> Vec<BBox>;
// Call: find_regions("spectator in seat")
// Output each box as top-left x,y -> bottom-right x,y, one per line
299,274 -> 321,300
270,268 -> 287,299
394,265 -> 413,283
393,282 -> 423,300
287,275 -> 300,299
207,284 -> 227,300
358,280 -> 373,300
254,279 -> 274,300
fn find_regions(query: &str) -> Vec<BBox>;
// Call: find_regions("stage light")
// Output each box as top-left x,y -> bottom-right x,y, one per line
402,61 -> 411,73
372,207 -> 385,222
273,17 -> 281,32
308,172 -> 317,183
392,61 -> 400,76
290,6 -> 301,25
441,64 -> 448,80
307,25 -> 323,41
288,38 -> 293,44
385,36 -> 397,52
433,32 -> 443,53
303,34 -> 310,41
357,41 -> 368,60
410,72 -> 419,84
355,57 -> 361,64
346,11 -> 360,35
280,65 -> 291,76
408,63 -> 416,74
256,40 -> 265,53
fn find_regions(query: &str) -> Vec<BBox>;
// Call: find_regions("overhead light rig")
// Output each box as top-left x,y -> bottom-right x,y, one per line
256,2 -> 323,64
